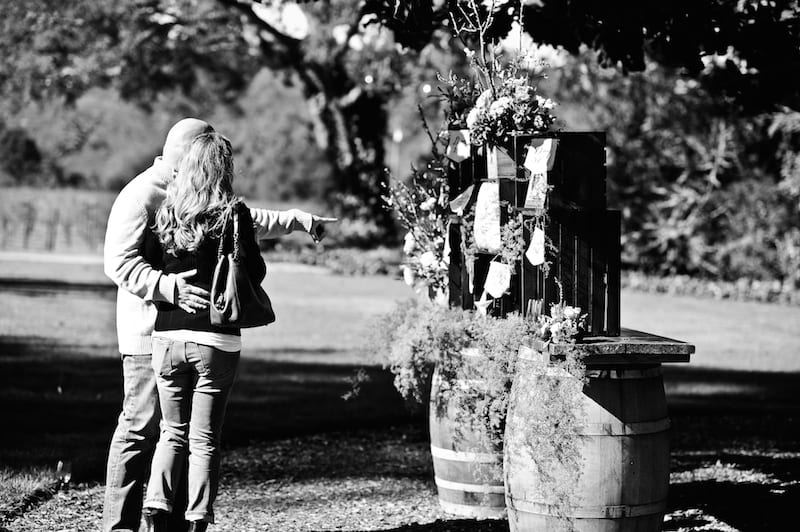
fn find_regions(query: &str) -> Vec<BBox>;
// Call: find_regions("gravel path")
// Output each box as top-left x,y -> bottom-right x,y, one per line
7,425 -> 797,532
4,429 -> 506,532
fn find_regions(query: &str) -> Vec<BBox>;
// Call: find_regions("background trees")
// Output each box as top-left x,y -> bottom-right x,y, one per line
1,0 -> 799,284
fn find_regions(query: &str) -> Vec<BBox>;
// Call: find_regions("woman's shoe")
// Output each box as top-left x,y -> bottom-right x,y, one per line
187,521 -> 208,532
143,509 -> 170,532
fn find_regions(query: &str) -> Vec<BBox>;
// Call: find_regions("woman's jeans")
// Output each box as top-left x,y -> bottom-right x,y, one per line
144,338 -> 240,524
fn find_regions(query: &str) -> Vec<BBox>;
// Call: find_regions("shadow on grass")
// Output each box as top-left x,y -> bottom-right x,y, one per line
662,365 -> 800,532
3,336 -> 800,531
0,336 -> 419,482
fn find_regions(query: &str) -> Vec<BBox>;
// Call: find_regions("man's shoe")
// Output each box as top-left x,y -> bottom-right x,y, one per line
143,509 -> 170,532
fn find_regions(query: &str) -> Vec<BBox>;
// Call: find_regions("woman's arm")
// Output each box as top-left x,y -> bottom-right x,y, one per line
238,204 -> 267,285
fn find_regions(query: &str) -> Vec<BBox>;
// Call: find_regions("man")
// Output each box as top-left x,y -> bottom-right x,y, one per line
102,118 -> 334,531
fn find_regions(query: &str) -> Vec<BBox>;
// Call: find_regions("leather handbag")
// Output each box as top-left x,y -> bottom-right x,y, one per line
209,206 -> 275,328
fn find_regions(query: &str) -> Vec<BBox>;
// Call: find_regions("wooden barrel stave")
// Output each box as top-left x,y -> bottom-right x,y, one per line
430,363 -> 506,519
505,362 -> 669,531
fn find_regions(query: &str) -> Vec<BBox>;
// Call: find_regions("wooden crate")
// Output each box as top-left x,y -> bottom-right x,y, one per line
445,131 -> 619,335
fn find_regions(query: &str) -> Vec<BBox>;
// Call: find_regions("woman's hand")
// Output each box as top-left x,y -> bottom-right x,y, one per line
309,215 -> 338,243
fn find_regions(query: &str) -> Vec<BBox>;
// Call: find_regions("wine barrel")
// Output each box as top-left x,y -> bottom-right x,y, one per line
505,350 -> 669,531
429,351 -> 506,519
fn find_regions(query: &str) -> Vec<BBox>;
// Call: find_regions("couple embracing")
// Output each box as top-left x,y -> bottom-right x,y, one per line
102,119 -> 335,532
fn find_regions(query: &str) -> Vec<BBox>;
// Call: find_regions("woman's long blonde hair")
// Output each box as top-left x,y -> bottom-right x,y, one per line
155,132 -> 237,255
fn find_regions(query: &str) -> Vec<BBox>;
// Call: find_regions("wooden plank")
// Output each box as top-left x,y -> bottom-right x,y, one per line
520,215 -> 537,317
472,253 -> 491,311
448,222 -> 463,308
583,353 -> 691,365
544,216 -> 560,311
589,229 -> 606,336
557,210 -> 576,306
534,329 -> 695,356
575,214 -> 591,324
605,210 -> 621,335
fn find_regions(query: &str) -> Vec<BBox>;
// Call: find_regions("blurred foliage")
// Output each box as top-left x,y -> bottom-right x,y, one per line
1,0 -> 800,285
547,47 -> 800,286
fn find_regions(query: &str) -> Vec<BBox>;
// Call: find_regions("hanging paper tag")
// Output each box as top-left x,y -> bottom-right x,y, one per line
474,292 -> 493,316
523,138 -> 559,174
473,182 -> 502,252
525,226 -> 546,266
445,130 -> 472,163
486,146 -> 499,181
484,261 -> 512,298
524,173 -> 548,210
449,184 -> 474,215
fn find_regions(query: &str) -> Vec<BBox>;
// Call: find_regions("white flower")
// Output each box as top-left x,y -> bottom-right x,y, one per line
563,306 -> 581,320
466,108 -> 481,129
549,322 -> 562,336
420,197 -> 437,211
419,251 -> 436,268
403,232 -> 416,254
348,34 -> 364,51
402,265 -> 415,286
475,89 -> 492,109
332,24 -> 350,45
536,95 -> 555,110
489,96 -> 511,118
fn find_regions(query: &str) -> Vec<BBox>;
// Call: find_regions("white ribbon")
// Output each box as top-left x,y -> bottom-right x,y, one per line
449,184 -> 474,215
473,182 -> 502,253
484,261 -> 512,298
445,130 -> 472,163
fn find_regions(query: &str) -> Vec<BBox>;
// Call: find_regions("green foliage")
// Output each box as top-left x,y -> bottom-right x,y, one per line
371,295 -> 590,524
0,126 -> 42,185
547,48 -> 800,285
368,298 -> 539,440
508,342 -> 586,526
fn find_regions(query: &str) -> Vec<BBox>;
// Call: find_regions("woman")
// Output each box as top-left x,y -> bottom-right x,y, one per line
143,132 -> 265,532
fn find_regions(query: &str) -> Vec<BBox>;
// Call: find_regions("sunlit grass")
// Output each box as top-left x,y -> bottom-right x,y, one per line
0,466 -> 56,519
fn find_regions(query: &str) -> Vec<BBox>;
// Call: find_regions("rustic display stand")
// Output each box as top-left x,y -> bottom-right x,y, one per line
505,329 -> 695,531
446,131 -> 620,334
430,131 -> 695,529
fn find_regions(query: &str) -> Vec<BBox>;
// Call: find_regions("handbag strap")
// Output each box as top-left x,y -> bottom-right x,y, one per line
232,206 -> 241,261
215,202 -> 242,261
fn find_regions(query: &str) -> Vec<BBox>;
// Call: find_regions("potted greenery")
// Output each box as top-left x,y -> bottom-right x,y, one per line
370,297 -> 540,518
373,1 -> 598,526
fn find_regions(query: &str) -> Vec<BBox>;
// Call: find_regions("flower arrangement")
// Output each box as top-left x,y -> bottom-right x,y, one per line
465,66 -> 557,147
438,58 -> 558,149
535,301 -> 586,344
382,157 -> 450,302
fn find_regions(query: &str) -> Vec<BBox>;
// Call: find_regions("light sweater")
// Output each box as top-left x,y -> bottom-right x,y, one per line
103,156 -> 312,355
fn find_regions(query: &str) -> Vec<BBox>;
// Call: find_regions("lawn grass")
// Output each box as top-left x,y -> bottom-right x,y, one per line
2,260 -> 800,526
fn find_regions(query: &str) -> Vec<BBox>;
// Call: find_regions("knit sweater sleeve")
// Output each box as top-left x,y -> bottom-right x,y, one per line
250,207 -> 313,240
239,205 -> 267,284
103,188 -> 176,303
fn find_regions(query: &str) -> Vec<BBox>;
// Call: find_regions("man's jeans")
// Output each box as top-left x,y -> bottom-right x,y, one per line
102,354 -> 188,532
144,339 -> 239,524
